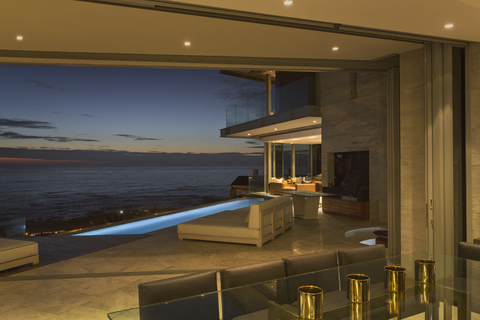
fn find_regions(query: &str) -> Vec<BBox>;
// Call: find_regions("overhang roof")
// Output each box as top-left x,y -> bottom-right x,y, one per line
5,0 -> 468,69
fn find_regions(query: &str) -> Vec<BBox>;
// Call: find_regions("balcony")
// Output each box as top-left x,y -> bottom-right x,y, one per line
225,90 -> 276,127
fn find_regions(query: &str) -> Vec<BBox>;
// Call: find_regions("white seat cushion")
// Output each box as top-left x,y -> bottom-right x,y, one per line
178,219 -> 260,239
0,238 -> 38,265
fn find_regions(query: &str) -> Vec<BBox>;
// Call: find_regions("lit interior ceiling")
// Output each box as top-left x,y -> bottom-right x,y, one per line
225,116 -> 322,139
0,0 -> 431,69
262,128 -> 322,145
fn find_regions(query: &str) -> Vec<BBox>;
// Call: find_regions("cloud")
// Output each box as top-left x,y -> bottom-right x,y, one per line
0,131 -> 99,143
23,79 -> 66,91
0,118 -> 57,129
244,140 -> 264,148
82,114 -> 95,118
114,134 -> 163,141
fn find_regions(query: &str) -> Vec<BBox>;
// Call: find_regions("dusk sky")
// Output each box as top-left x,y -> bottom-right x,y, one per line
0,65 -> 265,166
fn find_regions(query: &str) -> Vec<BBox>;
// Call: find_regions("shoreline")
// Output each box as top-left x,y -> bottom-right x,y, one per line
25,195 -> 227,236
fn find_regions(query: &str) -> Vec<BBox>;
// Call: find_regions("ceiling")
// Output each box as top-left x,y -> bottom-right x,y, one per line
1,0 -> 459,69
170,0 -> 480,42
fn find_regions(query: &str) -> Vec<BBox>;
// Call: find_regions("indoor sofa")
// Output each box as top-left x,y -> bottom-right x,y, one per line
177,195 -> 292,247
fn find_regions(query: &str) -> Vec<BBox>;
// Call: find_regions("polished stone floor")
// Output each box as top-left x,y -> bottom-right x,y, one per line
0,211 -> 386,320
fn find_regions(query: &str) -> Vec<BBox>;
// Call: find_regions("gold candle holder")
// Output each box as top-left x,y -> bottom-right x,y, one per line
384,265 -> 406,292
347,274 -> 370,304
349,301 -> 370,320
386,291 -> 405,315
415,283 -> 436,304
298,285 -> 323,320
415,259 -> 435,283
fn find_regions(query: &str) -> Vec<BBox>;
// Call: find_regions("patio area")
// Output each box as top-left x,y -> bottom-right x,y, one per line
0,211 -> 386,320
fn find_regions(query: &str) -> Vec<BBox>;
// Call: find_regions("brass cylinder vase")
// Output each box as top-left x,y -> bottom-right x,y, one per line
298,285 -> 323,320
347,274 -> 370,304
384,266 -> 406,292
386,291 -> 405,315
415,259 -> 435,283
415,283 -> 436,304
349,301 -> 370,320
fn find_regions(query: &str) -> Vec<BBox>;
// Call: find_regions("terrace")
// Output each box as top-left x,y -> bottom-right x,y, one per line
0,206 -> 385,319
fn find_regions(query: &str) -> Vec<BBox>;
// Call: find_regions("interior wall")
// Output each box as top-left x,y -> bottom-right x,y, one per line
469,42 -> 480,240
399,48 -> 426,254
320,71 -> 388,222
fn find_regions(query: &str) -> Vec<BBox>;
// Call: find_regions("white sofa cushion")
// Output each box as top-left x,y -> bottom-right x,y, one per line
177,219 -> 261,239
199,210 -> 249,222
0,238 -> 38,265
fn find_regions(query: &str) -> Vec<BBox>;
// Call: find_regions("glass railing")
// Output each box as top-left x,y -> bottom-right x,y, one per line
225,89 -> 276,127
0,190 -> 26,237
225,77 -> 313,128
248,175 -> 265,193
276,77 -> 310,113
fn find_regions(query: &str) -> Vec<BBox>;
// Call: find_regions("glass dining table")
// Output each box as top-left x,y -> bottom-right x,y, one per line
108,251 -> 480,320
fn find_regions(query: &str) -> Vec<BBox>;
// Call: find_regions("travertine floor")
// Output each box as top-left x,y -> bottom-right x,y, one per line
0,211 -> 386,320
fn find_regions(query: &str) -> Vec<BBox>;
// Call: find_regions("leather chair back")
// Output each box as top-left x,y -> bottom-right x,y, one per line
458,242 -> 480,262
138,270 -> 217,307
338,244 -> 386,290
220,259 -> 286,289
282,251 -> 339,303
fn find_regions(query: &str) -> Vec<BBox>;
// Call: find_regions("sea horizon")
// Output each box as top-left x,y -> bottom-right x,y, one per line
0,166 -> 263,223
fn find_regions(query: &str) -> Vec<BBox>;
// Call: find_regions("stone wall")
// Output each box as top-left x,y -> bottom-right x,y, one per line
469,42 -> 480,239
399,48 -> 426,254
320,71 -> 388,222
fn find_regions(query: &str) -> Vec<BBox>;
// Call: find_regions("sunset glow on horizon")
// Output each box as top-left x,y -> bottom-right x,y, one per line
0,157 -> 96,166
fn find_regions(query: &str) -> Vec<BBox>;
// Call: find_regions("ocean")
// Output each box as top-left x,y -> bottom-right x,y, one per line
0,166 -> 261,222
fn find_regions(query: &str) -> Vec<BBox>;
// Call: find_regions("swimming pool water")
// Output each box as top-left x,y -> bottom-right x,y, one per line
74,198 -> 263,236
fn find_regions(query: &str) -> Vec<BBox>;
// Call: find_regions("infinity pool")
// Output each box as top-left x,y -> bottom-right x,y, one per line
74,198 -> 263,236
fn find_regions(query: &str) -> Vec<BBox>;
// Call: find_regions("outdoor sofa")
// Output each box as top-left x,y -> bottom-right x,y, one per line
177,195 -> 292,247
0,237 -> 39,272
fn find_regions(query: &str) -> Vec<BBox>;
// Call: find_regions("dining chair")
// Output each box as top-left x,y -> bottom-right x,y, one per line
138,270 -> 218,307
220,259 -> 286,289
220,260 -> 286,319
458,241 -> 480,262
282,251 -> 340,304
337,244 -> 386,291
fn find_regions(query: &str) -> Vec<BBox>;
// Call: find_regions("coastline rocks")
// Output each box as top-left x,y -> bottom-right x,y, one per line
26,207 -> 176,236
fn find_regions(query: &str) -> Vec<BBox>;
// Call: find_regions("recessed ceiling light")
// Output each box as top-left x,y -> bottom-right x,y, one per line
16,35 -> 23,41
274,128 -> 278,130
313,120 -> 316,123
184,41 -> 191,46
247,133 -> 250,136
332,47 -> 339,51
444,24 -> 454,29
283,0 -> 293,5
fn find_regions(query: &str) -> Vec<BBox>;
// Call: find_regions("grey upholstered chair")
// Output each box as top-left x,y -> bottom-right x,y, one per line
337,244 -> 386,266
220,259 -> 286,289
337,244 -> 386,290
282,251 -> 339,304
138,270 -> 217,307
220,260 -> 286,319
458,241 -> 480,262
283,251 -> 338,277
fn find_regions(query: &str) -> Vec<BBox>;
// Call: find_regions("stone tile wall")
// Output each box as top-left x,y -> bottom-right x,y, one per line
320,71 -> 387,222
399,48 -> 426,254
469,42 -> 480,239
